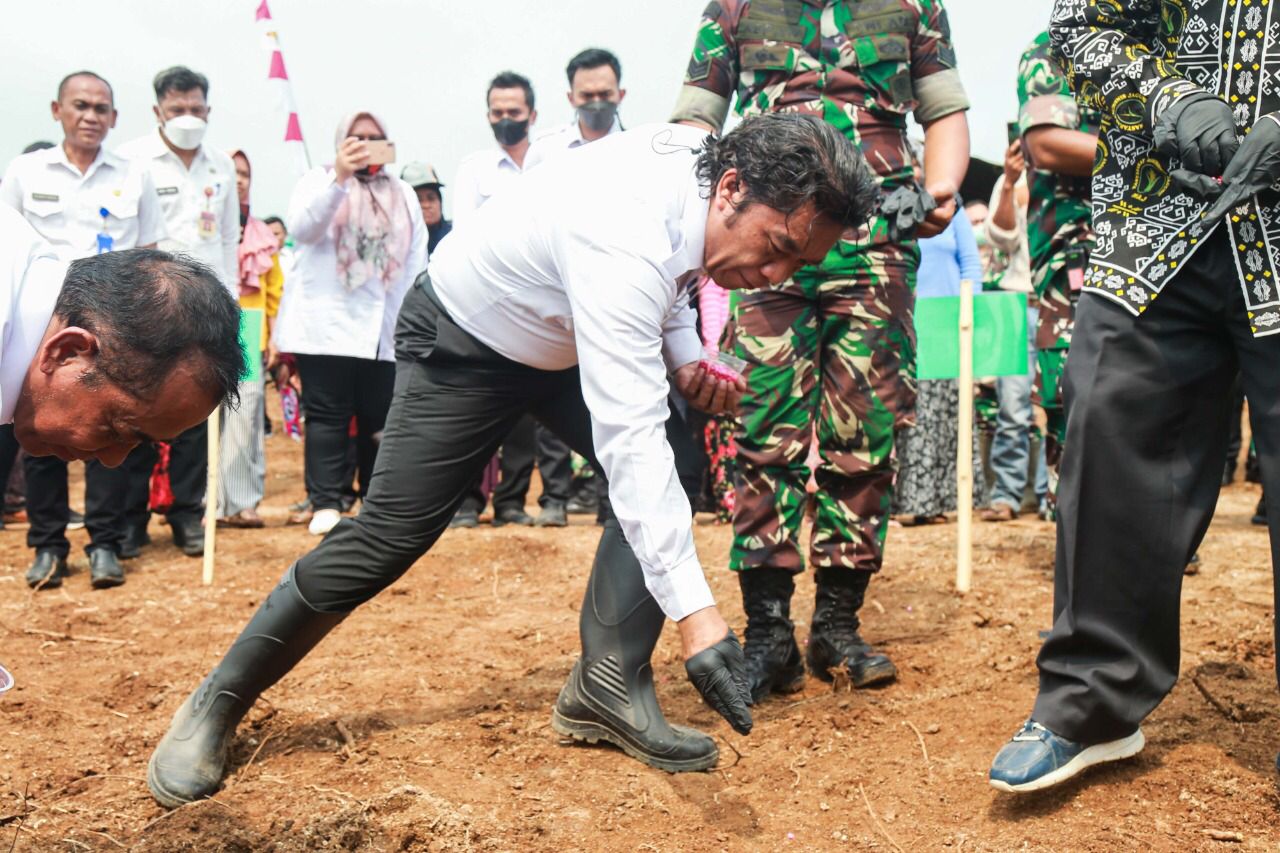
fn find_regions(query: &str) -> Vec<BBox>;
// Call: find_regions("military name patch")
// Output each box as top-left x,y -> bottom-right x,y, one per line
157,186 -> 180,196
30,192 -> 59,202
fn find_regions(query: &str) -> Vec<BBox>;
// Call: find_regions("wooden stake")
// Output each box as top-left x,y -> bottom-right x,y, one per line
202,408 -> 221,586
956,278 -> 974,594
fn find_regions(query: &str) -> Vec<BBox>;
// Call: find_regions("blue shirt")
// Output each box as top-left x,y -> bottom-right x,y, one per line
917,211 -> 983,299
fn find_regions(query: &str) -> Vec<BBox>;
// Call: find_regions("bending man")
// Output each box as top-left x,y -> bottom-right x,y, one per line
147,113 -> 879,806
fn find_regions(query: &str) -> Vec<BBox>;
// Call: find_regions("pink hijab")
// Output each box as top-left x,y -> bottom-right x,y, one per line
332,112 -> 411,293
229,149 -> 276,297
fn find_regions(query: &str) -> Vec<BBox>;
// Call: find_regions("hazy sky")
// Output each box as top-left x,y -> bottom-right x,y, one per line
1,0 -> 1056,216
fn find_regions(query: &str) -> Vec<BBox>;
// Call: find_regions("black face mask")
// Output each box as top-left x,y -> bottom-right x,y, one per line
578,100 -> 618,133
491,118 -> 529,147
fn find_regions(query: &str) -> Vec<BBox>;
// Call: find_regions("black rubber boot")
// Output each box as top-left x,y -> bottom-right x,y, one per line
147,565 -> 346,807
806,568 -> 897,688
552,520 -> 718,772
738,568 -> 805,703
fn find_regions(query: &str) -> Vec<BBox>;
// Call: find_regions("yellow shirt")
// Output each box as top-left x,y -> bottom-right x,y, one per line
239,252 -> 283,351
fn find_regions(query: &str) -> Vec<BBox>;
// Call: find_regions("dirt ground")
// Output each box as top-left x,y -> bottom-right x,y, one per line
1,415 -> 1277,852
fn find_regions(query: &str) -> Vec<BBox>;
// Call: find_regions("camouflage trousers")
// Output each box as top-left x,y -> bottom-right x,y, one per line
1032,263 -> 1078,511
727,240 -> 919,574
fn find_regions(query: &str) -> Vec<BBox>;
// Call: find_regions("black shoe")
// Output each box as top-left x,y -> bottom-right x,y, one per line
67,509 -> 85,531
170,519 -> 204,557
535,502 -> 568,528
1252,493 -> 1267,526
25,550 -> 68,590
806,568 -> 897,688
738,568 -> 805,704
449,509 -> 479,529
340,494 -> 358,514
492,507 -> 534,527
565,495 -> 598,515
147,565 -> 346,808
120,524 -> 152,560
89,549 -> 125,589
551,520 -> 718,772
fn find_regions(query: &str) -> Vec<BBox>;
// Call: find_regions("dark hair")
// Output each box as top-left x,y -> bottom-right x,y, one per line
56,250 -> 243,408
22,141 -> 55,154
694,113 -> 878,230
153,66 -> 209,102
566,48 -> 621,86
56,70 -> 114,105
263,215 -> 286,231
487,71 -> 535,110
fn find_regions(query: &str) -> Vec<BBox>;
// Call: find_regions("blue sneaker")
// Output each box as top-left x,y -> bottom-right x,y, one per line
989,721 -> 1145,793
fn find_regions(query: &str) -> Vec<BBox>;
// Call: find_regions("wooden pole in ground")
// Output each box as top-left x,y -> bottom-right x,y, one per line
202,409 -> 221,586
956,278 -> 974,594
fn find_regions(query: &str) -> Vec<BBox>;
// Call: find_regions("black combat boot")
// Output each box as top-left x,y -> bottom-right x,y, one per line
738,568 -> 805,703
806,567 -> 896,687
552,520 -> 719,772
147,565 -> 347,807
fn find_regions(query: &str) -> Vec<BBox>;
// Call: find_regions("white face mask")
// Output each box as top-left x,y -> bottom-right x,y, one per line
162,114 -> 207,150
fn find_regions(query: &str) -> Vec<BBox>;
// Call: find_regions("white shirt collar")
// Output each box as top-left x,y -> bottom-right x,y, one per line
42,144 -> 115,180
567,114 -> 624,148
141,127 -> 207,168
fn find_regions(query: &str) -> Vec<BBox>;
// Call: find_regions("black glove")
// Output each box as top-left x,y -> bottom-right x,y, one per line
1152,91 -> 1239,177
685,629 -> 753,735
880,184 -> 938,243
1186,117 -> 1280,222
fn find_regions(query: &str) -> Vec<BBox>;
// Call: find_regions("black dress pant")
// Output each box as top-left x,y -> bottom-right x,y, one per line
124,421 -> 208,530
0,425 -> 19,512
294,354 -> 395,512
293,277 -> 653,611
1033,227 -> 1280,743
25,455 -> 129,556
535,425 -> 574,508
458,415 -> 536,515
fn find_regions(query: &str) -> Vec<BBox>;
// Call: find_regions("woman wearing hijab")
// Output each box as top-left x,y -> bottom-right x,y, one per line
273,112 -> 428,535
218,148 -> 285,528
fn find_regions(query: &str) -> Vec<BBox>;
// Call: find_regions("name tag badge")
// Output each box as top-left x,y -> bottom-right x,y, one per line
198,210 -> 218,239
157,186 -> 180,196
31,192 -> 59,202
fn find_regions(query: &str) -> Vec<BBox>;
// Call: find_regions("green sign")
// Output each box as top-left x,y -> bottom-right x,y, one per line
915,291 -> 1028,380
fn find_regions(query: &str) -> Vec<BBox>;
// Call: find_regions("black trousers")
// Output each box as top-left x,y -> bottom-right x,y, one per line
25,455 -> 130,556
535,425 -> 575,508
458,415 -> 536,515
293,278 -> 648,611
294,354 -> 395,512
1033,227 -> 1280,743
0,425 -> 18,511
125,421 -> 208,529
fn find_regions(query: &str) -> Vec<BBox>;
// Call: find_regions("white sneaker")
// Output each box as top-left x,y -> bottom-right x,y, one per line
308,508 -> 342,536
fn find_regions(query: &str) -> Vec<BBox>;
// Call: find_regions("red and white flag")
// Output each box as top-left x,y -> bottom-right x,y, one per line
256,0 -> 310,173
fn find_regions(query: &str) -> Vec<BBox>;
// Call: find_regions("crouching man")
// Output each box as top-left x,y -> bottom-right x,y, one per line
147,113 -> 878,806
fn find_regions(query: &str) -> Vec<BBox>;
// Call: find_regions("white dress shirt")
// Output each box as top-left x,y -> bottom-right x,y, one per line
430,123 -> 712,621
116,129 -> 238,294
0,144 -> 166,261
523,114 -> 623,171
273,168 -> 428,362
0,207 -> 65,424
449,146 -> 523,226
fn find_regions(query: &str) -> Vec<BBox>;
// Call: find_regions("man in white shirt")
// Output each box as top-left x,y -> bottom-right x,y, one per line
523,48 -> 626,171
0,70 -> 166,590
450,71 -> 542,529
522,48 -> 628,528
117,66 -> 239,560
0,208 -> 243,508
148,114 -> 880,807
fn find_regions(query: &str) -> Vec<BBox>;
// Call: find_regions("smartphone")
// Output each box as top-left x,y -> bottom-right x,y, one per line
1006,121 -> 1020,145
365,140 -> 396,165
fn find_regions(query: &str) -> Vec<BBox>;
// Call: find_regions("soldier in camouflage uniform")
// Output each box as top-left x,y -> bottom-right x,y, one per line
1015,30 -> 1099,512
670,0 -> 971,701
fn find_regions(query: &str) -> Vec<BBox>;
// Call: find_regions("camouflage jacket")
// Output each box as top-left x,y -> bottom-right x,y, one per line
1051,0 -> 1280,337
670,0 -> 968,244
1017,30 -> 1099,300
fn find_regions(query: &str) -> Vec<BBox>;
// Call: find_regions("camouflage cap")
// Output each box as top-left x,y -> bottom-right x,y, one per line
401,161 -> 444,188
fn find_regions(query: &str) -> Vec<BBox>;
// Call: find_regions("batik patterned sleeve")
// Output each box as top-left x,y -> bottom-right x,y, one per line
1048,0 -> 1201,138
911,0 -> 969,122
669,1 -> 741,131
1017,32 -> 1080,135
